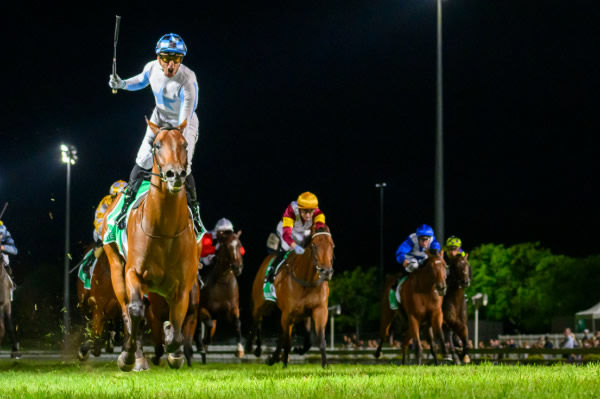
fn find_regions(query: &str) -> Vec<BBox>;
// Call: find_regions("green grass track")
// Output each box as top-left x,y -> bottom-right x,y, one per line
1,360 -> 599,398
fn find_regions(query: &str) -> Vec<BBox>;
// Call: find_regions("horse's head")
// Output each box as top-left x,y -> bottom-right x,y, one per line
216,230 -> 244,276
424,248 -> 447,296
147,119 -> 188,193
448,253 -> 471,288
310,225 -> 335,282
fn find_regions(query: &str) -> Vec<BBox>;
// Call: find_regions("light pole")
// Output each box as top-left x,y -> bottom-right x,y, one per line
471,292 -> 488,349
375,183 -> 387,287
434,0 -> 445,243
61,144 -> 77,338
328,304 -> 342,349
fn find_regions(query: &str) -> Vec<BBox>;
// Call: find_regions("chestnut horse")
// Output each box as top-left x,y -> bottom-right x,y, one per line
146,279 -> 200,367
77,245 -> 120,360
443,254 -> 471,364
0,256 -> 19,358
102,119 -> 199,371
247,225 -> 334,368
374,249 -> 449,365
196,229 -> 244,364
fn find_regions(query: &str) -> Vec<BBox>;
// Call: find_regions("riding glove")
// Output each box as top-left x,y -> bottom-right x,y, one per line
294,245 -> 305,255
405,258 -> 419,273
108,74 -> 126,90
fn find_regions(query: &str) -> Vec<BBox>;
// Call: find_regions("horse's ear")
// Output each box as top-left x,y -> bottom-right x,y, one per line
465,252 -> 469,260
146,117 -> 160,135
440,249 -> 444,258
178,119 -> 188,131
236,230 -> 242,238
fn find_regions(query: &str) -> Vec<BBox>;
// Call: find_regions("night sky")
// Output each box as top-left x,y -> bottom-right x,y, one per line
2,1 -> 599,287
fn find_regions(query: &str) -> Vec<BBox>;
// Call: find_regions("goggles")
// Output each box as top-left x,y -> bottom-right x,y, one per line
159,53 -> 184,64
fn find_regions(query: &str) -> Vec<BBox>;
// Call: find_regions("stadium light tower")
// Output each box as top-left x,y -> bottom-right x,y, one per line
61,144 -> 78,338
434,0 -> 445,243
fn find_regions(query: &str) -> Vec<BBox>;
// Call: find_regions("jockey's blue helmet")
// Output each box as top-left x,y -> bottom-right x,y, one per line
416,224 -> 434,237
155,33 -> 187,56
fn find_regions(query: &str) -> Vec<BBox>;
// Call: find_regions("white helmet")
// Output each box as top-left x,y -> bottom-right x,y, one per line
214,218 -> 234,232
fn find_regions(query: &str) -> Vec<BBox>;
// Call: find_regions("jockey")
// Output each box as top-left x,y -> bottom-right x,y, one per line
0,220 -> 18,273
199,218 -> 234,268
108,33 -> 205,233
265,192 -> 325,284
93,180 -> 128,245
395,224 -> 441,276
443,235 -> 466,259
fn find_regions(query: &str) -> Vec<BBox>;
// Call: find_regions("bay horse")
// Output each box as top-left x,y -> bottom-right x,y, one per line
76,244 -> 121,360
247,225 -> 334,368
102,119 -> 199,371
374,249 -> 449,365
146,279 -> 200,367
443,254 -> 471,364
196,229 -> 244,364
0,256 -> 20,358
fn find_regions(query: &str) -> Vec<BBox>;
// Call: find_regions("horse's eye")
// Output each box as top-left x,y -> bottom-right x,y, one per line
154,143 -> 161,150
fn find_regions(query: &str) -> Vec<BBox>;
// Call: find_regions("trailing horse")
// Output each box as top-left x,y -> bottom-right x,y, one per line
247,225 -> 334,368
196,230 -> 245,364
102,119 -> 200,371
443,254 -> 471,364
76,244 -> 121,360
374,249 -> 450,365
0,255 -> 19,358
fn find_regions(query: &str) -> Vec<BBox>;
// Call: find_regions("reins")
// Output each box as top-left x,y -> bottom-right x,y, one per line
285,231 -> 332,288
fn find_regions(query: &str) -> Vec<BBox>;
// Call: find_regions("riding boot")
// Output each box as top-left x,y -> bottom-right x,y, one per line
265,249 -> 285,283
185,174 -> 206,234
116,165 -> 147,229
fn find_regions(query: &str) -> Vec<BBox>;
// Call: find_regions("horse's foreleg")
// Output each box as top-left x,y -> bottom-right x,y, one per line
164,290 -> 189,369
3,310 -> 20,359
182,310 -> 198,367
232,307 -> 244,358
427,326 -> 438,365
117,268 -> 145,372
455,321 -> 470,364
404,315 -> 420,365
375,308 -> 393,359
281,318 -> 294,368
91,311 -> 107,357
293,317 -> 312,355
432,311 -> 449,364
313,306 -> 329,368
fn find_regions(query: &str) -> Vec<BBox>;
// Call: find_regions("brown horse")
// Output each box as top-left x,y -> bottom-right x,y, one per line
76,245 -> 121,360
146,278 -> 200,367
374,249 -> 449,365
102,119 -> 199,371
443,254 -> 471,364
0,256 -> 19,358
196,229 -> 244,364
247,225 -> 334,368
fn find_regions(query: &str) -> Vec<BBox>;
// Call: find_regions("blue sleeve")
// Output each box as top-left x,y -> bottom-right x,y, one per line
430,238 -> 441,251
1,231 -> 18,256
395,237 -> 413,264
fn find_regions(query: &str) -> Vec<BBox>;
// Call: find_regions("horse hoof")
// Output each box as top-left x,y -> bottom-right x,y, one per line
254,347 -> 262,358
267,356 -> 276,366
78,350 -> 89,361
235,343 -> 245,358
11,352 -> 22,360
167,353 -> 185,369
201,353 -> 207,365
134,356 -> 150,372
373,350 -> 381,359
117,352 -> 135,372
463,355 -> 471,364
151,355 -> 161,366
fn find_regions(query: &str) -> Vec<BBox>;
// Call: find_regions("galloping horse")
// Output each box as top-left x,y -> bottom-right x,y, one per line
196,230 -> 244,364
102,119 -> 199,371
77,245 -> 121,360
247,225 -> 334,368
374,249 -> 449,365
443,254 -> 471,364
146,280 -> 200,367
0,256 -> 19,358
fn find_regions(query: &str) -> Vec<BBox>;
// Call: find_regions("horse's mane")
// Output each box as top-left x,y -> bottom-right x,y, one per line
312,224 -> 330,235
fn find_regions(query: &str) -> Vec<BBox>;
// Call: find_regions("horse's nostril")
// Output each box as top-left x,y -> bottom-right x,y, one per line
179,171 -> 186,179
166,170 -> 175,179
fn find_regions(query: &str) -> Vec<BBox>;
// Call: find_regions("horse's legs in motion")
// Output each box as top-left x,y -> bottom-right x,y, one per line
431,311 -> 450,364
182,312 -> 198,367
91,311 -> 107,357
403,315 -> 422,365
117,269 -> 146,372
163,290 -> 190,369
313,306 -> 329,368
293,317 -> 312,355
444,325 -> 460,364
232,307 -> 244,358
276,314 -> 294,368
197,308 -> 211,364
427,326 -> 438,365
374,308 -> 393,359
5,308 -> 20,359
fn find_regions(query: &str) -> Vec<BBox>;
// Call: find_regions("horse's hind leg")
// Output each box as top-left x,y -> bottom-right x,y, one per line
293,317 -> 312,355
4,310 -> 20,359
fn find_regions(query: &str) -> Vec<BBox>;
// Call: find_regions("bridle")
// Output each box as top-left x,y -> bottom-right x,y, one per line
285,231 -> 334,288
147,126 -> 187,183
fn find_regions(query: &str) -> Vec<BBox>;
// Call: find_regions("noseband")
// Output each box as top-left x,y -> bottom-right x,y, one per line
148,126 -> 187,183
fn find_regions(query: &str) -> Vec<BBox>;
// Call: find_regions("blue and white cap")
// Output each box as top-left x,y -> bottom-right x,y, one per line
416,224 -> 434,237
155,33 -> 187,56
